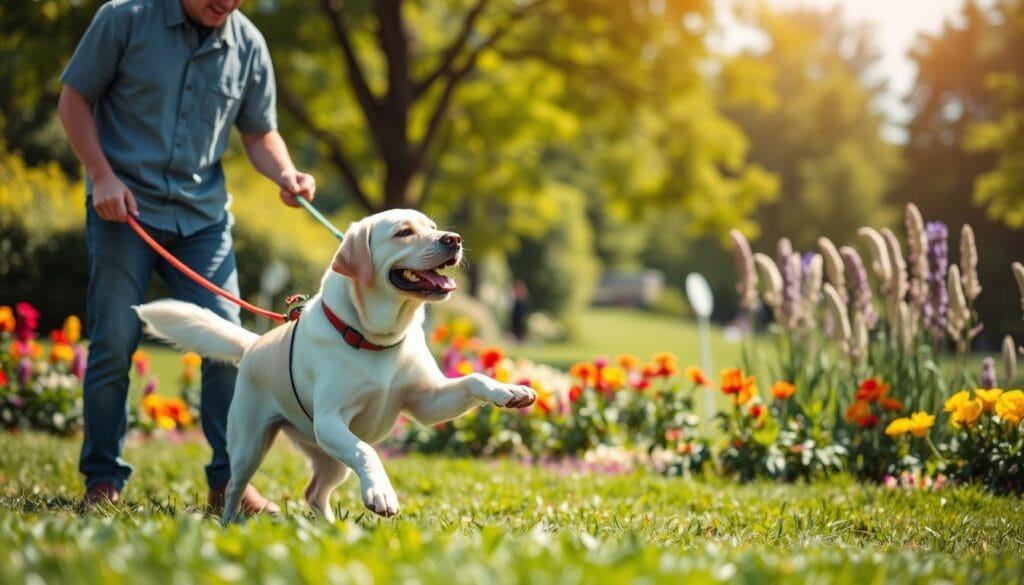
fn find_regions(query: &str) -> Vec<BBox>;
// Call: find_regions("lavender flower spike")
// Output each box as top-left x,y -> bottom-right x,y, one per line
818,237 -> 847,303
924,221 -> 949,343
959,224 -> 982,302
729,229 -> 758,313
840,245 -> 878,329
1013,261 -> 1024,316
857,226 -> 892,295
1004,335 -> 1018,385
980,357 -> 997,390
754,253 -> 784,322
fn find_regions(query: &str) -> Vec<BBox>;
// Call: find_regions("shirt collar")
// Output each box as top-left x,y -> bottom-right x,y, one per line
166,0 -> 237,48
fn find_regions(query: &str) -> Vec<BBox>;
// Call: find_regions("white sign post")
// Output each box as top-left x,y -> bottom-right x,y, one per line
685,273 -> 715,429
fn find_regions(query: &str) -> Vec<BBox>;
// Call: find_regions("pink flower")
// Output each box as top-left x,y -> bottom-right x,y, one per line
14,302 -> 40,343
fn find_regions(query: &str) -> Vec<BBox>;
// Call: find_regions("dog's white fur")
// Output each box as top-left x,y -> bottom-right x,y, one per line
134,209 -> 536,522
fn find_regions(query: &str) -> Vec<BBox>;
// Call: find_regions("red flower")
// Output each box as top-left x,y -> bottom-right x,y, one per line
857,413 -> 880,429
0,369 -> 8,387
685,366 -> 710,387
749,404 -> 764,419
479,347 -> 503,370
568,385 -> 583,402
855,377 -> 889,402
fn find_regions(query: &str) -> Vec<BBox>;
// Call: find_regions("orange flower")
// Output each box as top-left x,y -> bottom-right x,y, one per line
181,352 -> 202,369
430,324 -> 449,343
449,334 -> 470,351
733,382 -> 758,406
721,368 -> 756,397
0,306 -> 14,333
616,354 -> 640,371
641,363 -> 660,378
132,349 -> 150,376
845,400 -> 870,423
653,352 -> 678,377
598,366 -> 626,392
771,381 -> 796,400
855,377 -> 889,402
880,397 -> 903,412
685,366 -> 710,387
49,343 -> 74,364
479,347 -> 504,370
569,361 -> 598,386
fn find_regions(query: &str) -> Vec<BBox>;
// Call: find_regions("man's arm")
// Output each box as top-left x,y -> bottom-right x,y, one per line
241,130 -> 316,207
57,85 -> 137,222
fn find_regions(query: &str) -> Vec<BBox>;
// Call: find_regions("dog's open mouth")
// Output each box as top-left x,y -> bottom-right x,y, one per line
389,259 -> 458,297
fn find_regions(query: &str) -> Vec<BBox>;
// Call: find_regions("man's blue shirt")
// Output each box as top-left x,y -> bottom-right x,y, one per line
61,0 -> 277,236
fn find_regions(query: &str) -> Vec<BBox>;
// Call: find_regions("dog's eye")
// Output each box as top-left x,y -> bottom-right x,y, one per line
394,228 -> 414,238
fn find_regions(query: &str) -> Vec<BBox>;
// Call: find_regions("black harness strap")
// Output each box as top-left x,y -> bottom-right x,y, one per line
287,318 -> 313,421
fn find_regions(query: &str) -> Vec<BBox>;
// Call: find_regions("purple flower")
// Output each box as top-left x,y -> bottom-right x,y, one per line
840,246 -> 878,329
980,357 -> 997,390
17,358 -> 32,386
71,345 -> 87,380
924,221 -> 949,342
780,251 -> 802,330
143,377 -> 159,396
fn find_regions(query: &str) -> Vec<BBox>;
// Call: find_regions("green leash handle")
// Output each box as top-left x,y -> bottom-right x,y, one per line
295,196 -> 345,242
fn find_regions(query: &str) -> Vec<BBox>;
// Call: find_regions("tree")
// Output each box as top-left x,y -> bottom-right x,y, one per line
902,0 -> 1024,345
720,4 -> 900,251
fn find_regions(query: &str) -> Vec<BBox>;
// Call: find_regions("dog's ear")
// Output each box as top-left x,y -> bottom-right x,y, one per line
331,220 -> 374,286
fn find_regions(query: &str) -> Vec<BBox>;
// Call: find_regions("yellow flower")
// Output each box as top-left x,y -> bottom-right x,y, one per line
950,398 -> 983,429
943,390 -> 971,413
142,393 -> 164,420
456,360 -> 474,376
156,415 -> 177,430
974,388 -> 1003,413
181,351 -> 202,368
599,366 -> 627,392
906,411 -> 936,438
885,417 -> 911,437
49,344 -> 75,364
450,316 -> 475,337
493,360 -> 511,383
995,390 -> 1024,425
62,315 -> 82,344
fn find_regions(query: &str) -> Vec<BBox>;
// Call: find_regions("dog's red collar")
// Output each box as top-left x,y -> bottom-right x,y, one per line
321,302 -> 400,351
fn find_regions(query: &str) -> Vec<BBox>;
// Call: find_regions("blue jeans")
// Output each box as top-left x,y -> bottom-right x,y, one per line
80,204 -> 241,492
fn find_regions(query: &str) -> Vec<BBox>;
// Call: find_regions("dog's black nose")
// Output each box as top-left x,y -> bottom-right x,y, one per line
441,233 -> 462,248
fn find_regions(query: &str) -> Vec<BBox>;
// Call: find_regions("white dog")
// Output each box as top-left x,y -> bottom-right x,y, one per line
134,209 -> 536,522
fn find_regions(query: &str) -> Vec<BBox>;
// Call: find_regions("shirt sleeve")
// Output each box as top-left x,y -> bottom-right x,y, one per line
60,2 -> 130,100
235,35 -> 277,134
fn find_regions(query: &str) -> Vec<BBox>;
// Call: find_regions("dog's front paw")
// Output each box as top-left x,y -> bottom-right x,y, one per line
488,383 -> 537,409
362,482 -> 400,518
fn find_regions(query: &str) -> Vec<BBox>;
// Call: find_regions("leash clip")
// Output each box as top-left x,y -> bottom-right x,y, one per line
285,294 -> 311,321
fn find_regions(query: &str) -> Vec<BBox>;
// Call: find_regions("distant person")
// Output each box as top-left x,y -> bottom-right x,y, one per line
509,279 -> 530,343
58,0 -> 315,513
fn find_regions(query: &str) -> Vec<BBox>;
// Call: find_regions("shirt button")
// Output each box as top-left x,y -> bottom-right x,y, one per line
192,173 -> 202,182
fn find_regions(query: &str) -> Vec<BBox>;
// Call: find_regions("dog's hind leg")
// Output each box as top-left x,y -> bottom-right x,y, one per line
285,431 -> 351,523
221,396 -> 279,525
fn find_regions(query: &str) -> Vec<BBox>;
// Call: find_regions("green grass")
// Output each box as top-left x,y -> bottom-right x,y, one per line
2,430 -> 1023,583
507,307 -> 744,369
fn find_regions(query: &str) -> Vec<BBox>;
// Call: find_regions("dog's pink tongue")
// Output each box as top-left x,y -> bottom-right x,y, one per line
415,270 -> 457,291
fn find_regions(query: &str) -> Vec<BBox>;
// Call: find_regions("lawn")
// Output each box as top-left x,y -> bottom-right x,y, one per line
1,430 -> 1022,584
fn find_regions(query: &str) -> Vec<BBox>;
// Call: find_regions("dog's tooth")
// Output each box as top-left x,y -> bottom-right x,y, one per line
405,270 -> 419,282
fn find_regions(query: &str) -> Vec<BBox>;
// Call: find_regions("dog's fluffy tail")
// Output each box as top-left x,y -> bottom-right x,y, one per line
134,299 -> 259,364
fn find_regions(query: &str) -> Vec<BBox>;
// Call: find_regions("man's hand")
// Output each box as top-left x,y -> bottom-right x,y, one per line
278,170 -> 316,208
92,173 -> 139,222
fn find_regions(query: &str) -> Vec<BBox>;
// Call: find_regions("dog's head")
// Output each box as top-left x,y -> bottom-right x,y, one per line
331,209 -> 462,302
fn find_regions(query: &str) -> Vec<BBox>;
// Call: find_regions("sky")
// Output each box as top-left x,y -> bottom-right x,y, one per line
716,0 -> 994,142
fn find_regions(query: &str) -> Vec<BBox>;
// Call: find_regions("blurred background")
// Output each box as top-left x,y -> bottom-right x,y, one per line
1,0 -> 1022,365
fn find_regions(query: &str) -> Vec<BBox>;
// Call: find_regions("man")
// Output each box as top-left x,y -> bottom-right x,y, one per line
58,0 -> 315,513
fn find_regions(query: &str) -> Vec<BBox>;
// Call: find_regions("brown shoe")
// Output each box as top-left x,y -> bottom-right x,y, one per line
77,481 -> 121,512
208,483 -> 280,516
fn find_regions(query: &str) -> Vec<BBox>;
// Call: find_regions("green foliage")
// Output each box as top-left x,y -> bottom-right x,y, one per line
902,0 -> 1024,344
2,431 -> 1024,583
0,142 -> 87,332
505,183 -> 598,321
722,4 -> 899,250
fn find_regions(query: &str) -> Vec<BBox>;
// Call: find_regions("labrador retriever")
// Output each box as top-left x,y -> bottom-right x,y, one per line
134,209 -> 536,522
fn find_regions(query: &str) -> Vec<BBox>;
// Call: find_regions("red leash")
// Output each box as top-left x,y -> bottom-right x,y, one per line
126,215 -> 288,323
